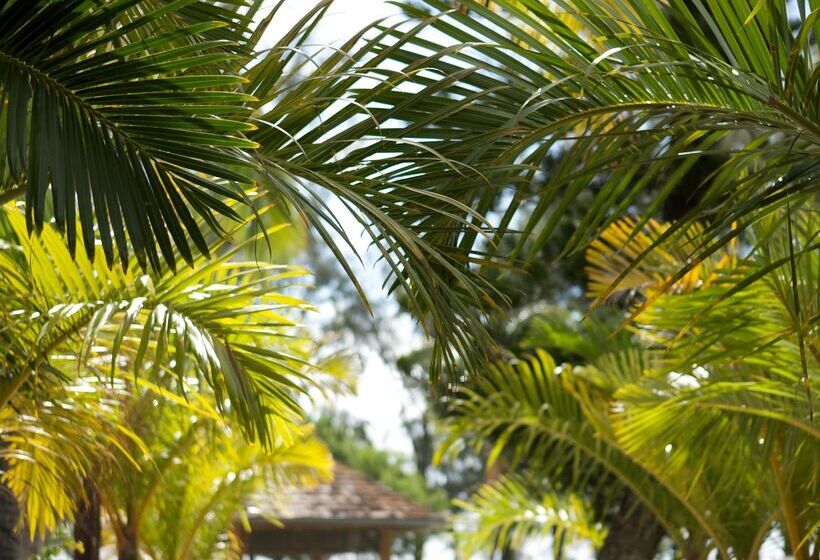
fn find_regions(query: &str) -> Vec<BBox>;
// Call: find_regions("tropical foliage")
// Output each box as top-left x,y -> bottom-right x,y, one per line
0,0 -> 818,558
444,213 -> 818,558
0,200 -> 341,539
453,473 -> 605,557
0,0 -> 525,374
367,0 -> 818,316
98,391 -> 332,560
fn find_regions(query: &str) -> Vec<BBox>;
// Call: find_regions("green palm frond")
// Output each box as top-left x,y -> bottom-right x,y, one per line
448,203 -> 818,556
0,0 -> 262,271
453,473 -> 605,557
598,211 -> 819,557
0,204 -> 318,445
242,7 -> 515,377
371,0 -> 817,307
0,0 -> 520,376
441,349 -> 710,553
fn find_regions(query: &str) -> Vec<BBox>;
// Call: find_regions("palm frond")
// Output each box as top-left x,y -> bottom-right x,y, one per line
441,349 -> 712,553
370,0 -> 817,311
102,392 -> 332,560
0,0 -> 264,271
0,204 -> 318,446
0,379 -> 145,538
453,473 -> 605,557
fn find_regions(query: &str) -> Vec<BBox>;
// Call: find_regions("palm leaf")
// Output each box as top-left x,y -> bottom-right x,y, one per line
453,473 -> 605,557
0,0 -> 262,271
0,204 -> 318,446
371,0 -> 817,313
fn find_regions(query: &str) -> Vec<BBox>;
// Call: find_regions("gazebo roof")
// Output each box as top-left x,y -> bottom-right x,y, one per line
244,462 -> 444,558
269,462 -> 442,529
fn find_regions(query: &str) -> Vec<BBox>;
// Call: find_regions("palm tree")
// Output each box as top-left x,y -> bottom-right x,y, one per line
94,390 -> 332,560
2,373 -> 332,560
443,211 -> 818,558
0,200 -> 338,556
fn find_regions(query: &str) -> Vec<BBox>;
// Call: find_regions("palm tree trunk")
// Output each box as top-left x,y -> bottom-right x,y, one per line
0,460 -> 21,560
117,522 -> 140,560
74,480 -> 101,560
597,493 -> 664,560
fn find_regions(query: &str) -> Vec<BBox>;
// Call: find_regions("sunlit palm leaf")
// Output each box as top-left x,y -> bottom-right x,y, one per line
0,204 -> 317,445
453,473 -> 605,557
0,379 -> 145,538
441,349 -> 712,552
105,394 -> 332,560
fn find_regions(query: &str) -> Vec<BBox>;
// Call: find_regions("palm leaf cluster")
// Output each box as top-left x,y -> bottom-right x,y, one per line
0,201 -> 341,535
0,0 -> 262,270
0,0 -> 538,376
373,0 -> 818,305
0,379 -> 144,536
0,204 -> 319,443
99,391 -> 332,560
444,212 -> 818,558
453,472 -> 605,556
0,0 -> 817,556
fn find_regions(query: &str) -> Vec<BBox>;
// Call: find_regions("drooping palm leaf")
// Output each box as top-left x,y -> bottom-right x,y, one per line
0,203 -> 319,446
0,0 -> 519,377
367,0 -> 818,312
0,0 -> 264,271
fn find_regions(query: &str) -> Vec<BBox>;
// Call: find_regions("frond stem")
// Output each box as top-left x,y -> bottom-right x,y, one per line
767,97 -> 820,140
769,446 -> 808,560
0,186 -> 25,205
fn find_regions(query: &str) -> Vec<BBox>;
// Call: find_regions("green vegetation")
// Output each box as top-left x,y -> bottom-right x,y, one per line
0,0 -> 817,558
315,414 -> 449,513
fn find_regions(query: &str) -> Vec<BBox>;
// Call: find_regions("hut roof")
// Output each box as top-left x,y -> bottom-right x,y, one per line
251,462 -> 444,531
244,462 -> 443,558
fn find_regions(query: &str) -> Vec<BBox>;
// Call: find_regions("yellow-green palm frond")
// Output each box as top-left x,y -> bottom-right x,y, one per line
453,473 -> 605,557
576,208 -> 818,557
0,379 -> 145,538
105,394 -> 332,560
585,217 -> 729,305
0,203 -> 318,446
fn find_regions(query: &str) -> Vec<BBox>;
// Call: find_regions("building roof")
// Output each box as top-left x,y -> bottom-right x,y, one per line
249,462 -> 444,531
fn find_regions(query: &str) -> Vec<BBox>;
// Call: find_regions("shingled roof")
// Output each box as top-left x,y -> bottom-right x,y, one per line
243,462 -> 444,558
253,462 -> 444,530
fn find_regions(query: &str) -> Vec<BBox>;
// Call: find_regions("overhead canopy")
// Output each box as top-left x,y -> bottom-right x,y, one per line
244,462 -> 444,559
